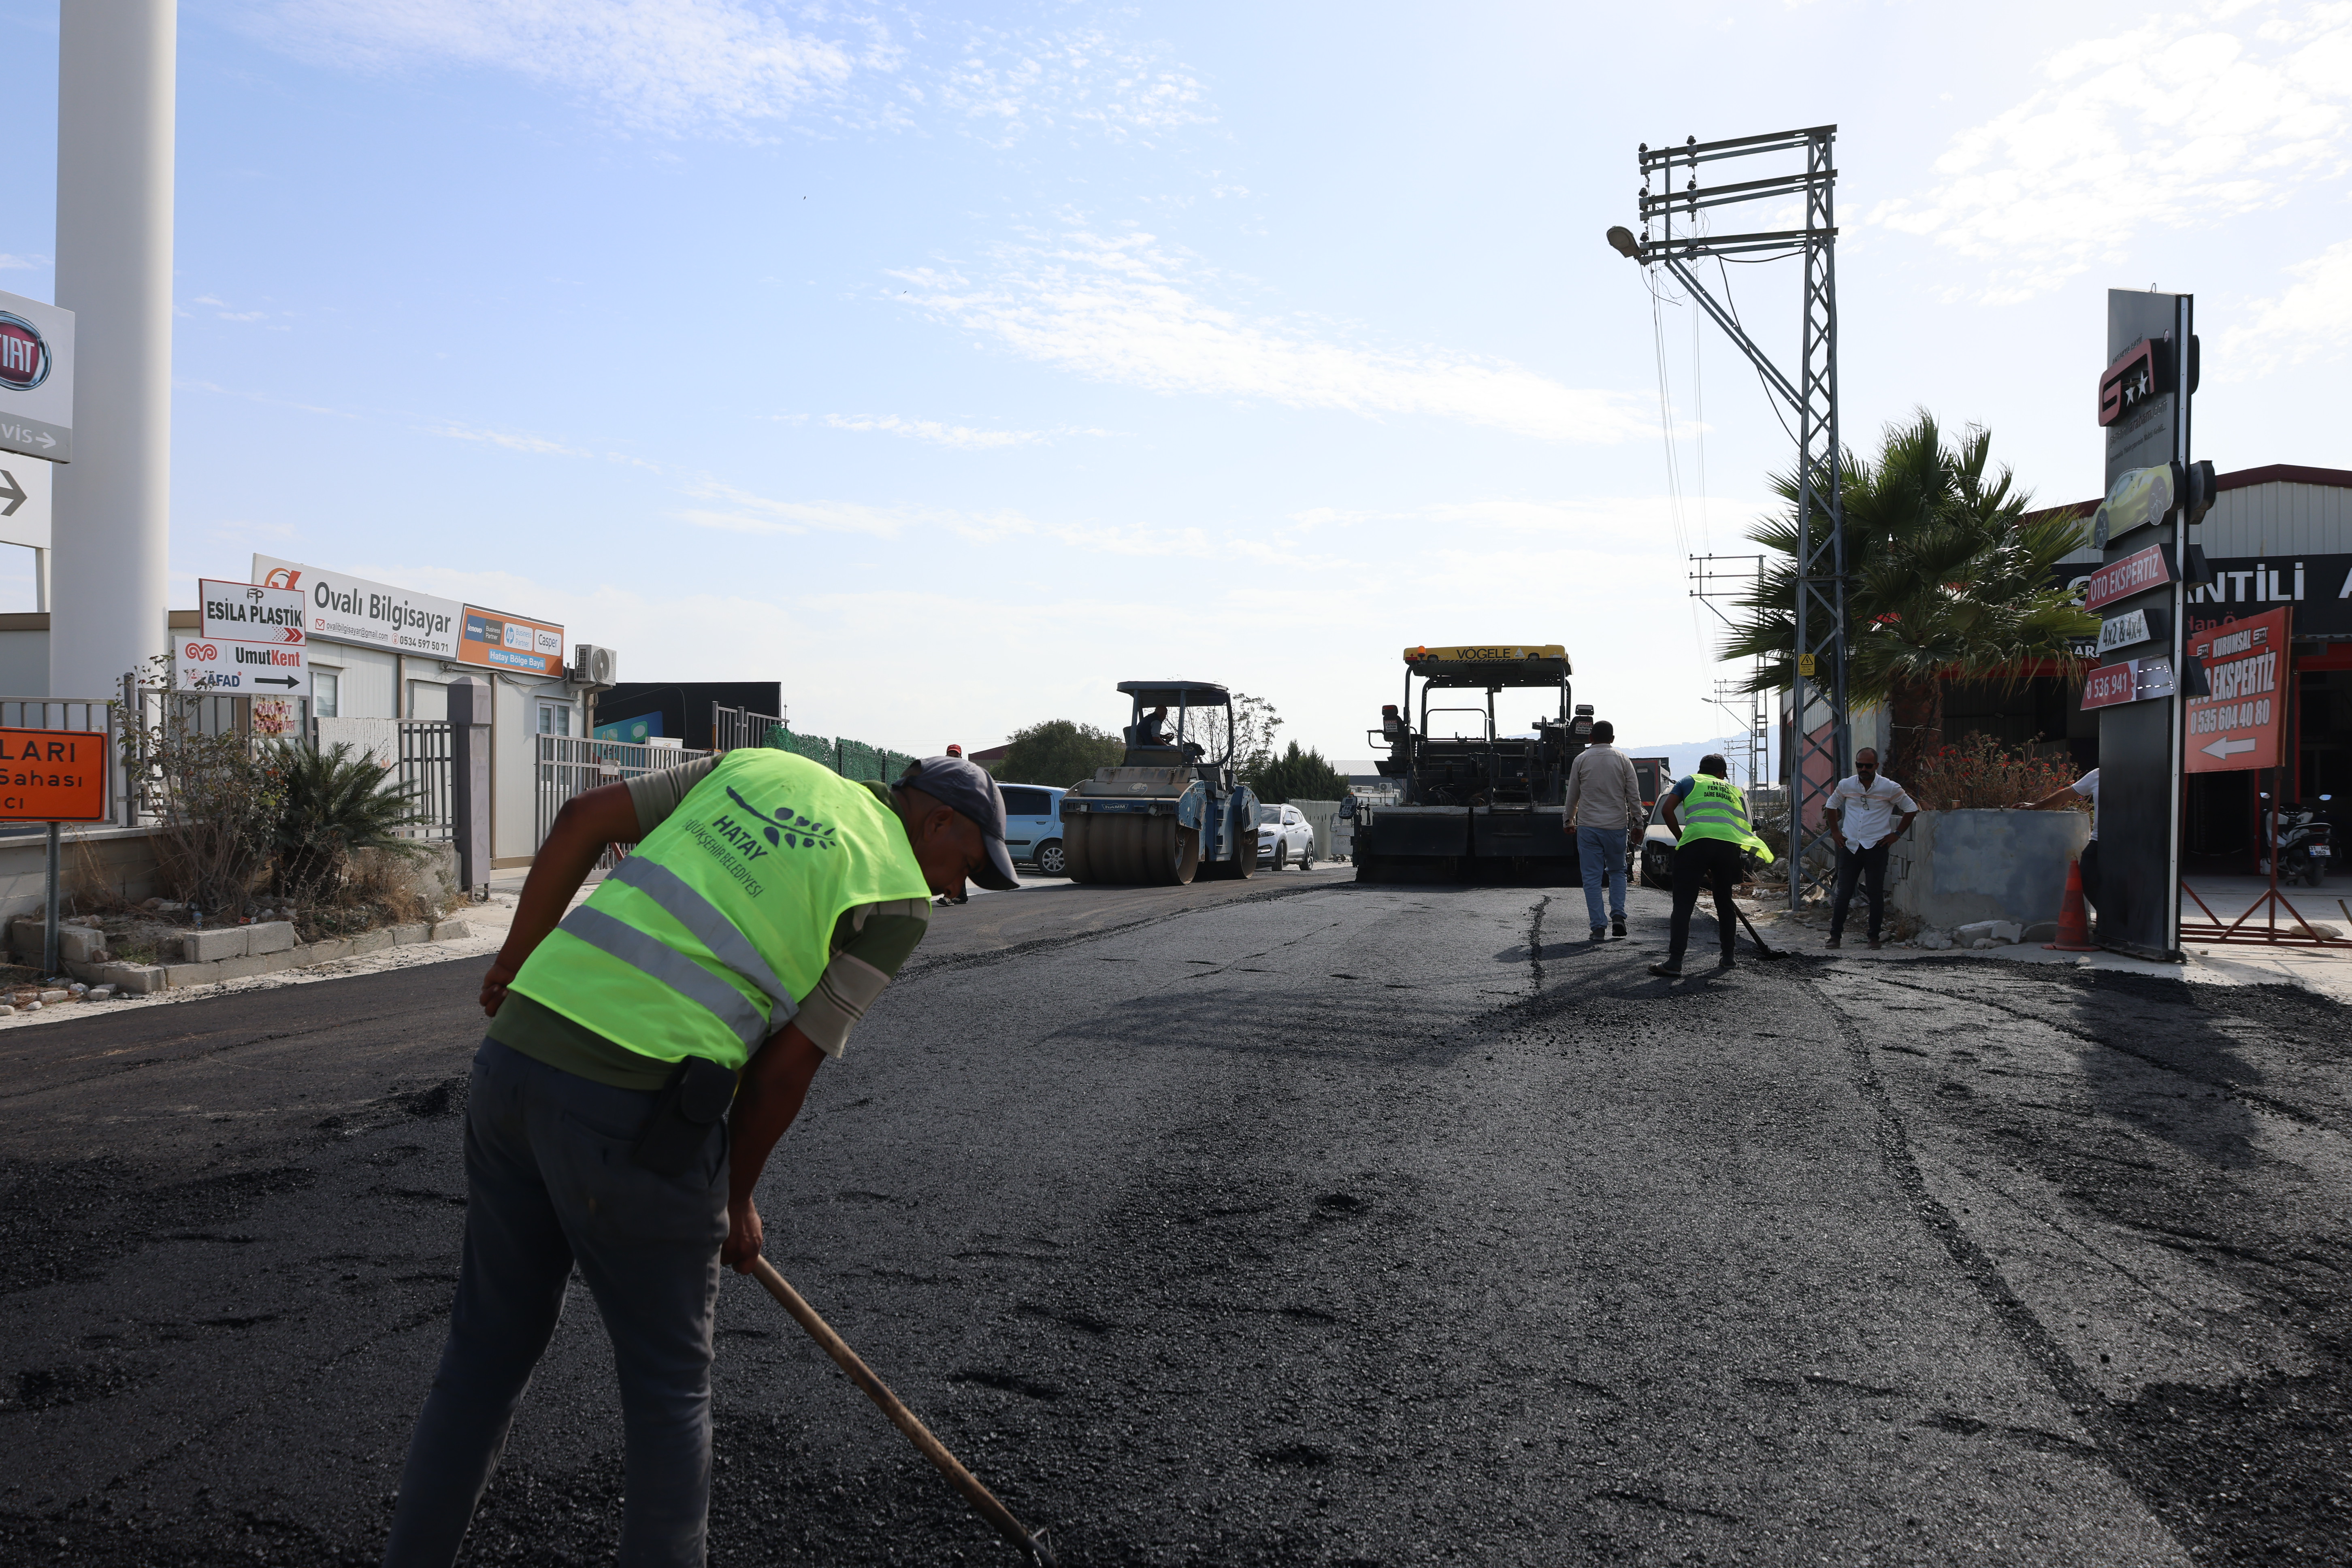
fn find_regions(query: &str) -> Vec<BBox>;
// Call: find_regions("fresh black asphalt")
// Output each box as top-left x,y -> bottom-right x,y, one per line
2,874 -> 2346,1565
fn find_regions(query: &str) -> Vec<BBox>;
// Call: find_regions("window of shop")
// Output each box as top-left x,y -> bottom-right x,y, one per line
537,701 -> 573,736
313,669 -> 339,718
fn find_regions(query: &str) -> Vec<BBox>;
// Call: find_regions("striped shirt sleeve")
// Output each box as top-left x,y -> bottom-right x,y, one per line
794,898 -> 931,1057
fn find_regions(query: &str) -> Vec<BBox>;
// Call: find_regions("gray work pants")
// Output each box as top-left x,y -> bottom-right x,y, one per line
383,1040 -> 729,1568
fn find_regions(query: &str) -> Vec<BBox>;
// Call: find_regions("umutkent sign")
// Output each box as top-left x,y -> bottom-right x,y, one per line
176,636 -> 311,697
0,288 -> 73,464
2081,655 -> 2177,711
2184,607 -> 2288,773
253,555 -> 460,659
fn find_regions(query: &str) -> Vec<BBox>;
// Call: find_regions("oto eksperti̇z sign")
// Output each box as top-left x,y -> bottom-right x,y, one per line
2184,607 -> 2288,773
0,288 -> 73,464
0,728 -> 107,822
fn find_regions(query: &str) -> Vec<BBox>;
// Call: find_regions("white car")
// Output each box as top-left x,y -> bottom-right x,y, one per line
1255,802 -> 1317,870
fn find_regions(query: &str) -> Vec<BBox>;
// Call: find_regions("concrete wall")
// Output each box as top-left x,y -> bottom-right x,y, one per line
0,825 -> 162,922
1887,809 -> 2089,930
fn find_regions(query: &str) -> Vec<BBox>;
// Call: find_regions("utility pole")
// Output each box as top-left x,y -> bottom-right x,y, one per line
51,0 -> 176,699
1614,127 -> 1845,910
1689,552 -> 1771,791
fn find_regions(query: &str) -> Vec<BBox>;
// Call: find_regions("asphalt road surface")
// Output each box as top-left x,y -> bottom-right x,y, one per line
2,871 -> 2346,1566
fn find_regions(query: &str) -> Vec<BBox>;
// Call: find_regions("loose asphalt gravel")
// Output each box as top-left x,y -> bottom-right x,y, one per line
1,871 -> 2346,1566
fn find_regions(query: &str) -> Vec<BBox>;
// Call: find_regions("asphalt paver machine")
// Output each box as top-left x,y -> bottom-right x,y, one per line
1355,644 -> 1589,883
1061,680 -> 1262,885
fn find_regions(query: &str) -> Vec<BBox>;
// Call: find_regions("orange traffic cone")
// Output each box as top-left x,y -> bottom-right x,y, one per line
2045,859 -> 2098,952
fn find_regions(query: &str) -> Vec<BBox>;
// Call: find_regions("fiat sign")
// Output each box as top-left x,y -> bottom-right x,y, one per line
0,289 -> 73,464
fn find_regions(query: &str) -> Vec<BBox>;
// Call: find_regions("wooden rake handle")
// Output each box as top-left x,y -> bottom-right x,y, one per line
745,1255 -> 1058,1566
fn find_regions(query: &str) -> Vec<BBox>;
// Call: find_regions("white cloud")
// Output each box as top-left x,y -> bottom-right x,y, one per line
428,423 -> 590,457
820,413 -> 1109,450
894,230 -> 1648,443
673,480 -> 1033,542
247,0 -> 876,134
2217,236 -> 2352,373
1871,2 -> 2352,301
0,254 -> 47,271
934,25 -> 1213,147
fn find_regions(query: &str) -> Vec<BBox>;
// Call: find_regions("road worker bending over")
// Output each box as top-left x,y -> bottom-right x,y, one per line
1648,752 -> 1774,979
383,751 -> 1017,1568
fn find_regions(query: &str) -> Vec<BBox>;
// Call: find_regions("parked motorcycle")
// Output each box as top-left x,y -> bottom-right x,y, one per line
2260,794 -> 2334,887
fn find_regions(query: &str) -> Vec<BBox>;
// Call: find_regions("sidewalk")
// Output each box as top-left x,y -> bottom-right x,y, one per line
1742,893 -> 2352,1006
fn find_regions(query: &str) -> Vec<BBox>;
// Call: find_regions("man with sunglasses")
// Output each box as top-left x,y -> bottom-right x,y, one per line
1823,747 -> 1919,951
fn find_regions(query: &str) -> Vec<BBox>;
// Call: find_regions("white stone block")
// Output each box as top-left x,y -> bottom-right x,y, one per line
247,921 -> 297,955
179,927 -> 249,962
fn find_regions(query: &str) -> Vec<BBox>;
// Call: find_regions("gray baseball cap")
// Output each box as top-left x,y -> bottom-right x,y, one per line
893,756 -> 1019,890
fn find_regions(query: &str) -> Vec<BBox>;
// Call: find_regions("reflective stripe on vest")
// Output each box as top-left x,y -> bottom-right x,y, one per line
560,904 -> 775,1048
507,750 -> 931,1072
602,853 -> 796,1018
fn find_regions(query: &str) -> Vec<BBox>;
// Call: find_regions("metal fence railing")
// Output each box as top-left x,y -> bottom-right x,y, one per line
398,721 -> 455,841
535,733 -> 716,851
712,703 -> 786,754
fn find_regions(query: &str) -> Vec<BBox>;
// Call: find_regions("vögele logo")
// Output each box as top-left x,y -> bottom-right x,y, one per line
0,313 -> 49,393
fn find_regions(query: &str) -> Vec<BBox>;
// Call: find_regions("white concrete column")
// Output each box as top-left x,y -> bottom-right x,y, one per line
49,0 -> 175,699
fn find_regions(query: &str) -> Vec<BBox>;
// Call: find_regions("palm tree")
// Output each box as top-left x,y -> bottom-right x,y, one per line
1721,411 -> 2096,758
273,741 -> 430,897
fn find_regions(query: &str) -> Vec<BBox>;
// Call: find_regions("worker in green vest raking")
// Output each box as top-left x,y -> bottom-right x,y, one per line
1648,752 -> 1774,980
383,751 -> 1017,1568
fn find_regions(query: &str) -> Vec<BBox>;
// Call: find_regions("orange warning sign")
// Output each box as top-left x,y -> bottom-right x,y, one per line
0,728 -> 110,821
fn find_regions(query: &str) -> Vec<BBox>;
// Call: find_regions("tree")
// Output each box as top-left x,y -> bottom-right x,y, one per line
1721,411 -> 2095,758
1231,692 -> 1281,775
1246,740 -> 1349,804
996,720 -> 1126,787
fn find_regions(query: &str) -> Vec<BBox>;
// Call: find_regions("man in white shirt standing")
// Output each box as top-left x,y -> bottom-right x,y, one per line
1823,748 -> 1919,951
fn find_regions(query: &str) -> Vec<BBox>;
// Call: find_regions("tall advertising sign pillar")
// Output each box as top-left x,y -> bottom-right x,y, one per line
2085,290 -> 2205,960
49,0 -> 176,698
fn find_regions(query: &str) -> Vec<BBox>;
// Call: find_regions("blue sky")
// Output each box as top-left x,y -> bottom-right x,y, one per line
2,0 -> 2347,763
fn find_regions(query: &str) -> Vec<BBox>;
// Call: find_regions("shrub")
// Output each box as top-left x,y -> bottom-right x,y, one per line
1902,732 -> 2081,811
273,741 -> 430,898
130,689 -> 289,916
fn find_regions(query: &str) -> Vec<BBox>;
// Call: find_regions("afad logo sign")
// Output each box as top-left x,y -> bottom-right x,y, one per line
261,567 -> 301,590
0,313 -> 50,393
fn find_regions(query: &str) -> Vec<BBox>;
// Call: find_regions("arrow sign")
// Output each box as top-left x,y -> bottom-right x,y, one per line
253,675 -> 301,689
34,432 -> 53,450
2201,736 -> 2257,760
0,468 -> 22,518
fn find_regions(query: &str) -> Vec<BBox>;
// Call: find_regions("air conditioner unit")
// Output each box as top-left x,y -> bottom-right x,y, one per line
571,644 -> 618,687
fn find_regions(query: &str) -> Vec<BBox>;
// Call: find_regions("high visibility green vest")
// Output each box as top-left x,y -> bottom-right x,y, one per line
1675,773 -> 1768,858
509,750 -> 931,1072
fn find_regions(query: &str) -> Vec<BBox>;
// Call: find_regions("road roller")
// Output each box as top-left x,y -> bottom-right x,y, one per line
1060,680 -> 1261,886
